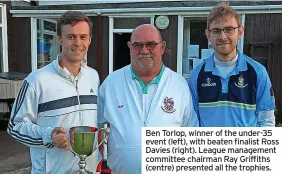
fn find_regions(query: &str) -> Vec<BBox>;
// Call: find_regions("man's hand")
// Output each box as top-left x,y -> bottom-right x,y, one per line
51,127 -> 70,150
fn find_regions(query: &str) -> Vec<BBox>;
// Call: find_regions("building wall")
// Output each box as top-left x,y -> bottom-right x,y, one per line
243,13 -> 282,123
7,7 -> 31,73
1,2 -> 31,114
87,16 -> 98,70
95,16 -> 109,82
9,17 -> 32,73
6,10 -> 282,123
158,15 -> 178,72
37,0 -> 179,6
8,1 -> 32,72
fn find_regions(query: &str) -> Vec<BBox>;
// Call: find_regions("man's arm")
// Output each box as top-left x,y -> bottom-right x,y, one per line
188,71 -> 201,127
97,85 -> 108,129
257,110 -> 275,127
256,67 -> 276,127
7,80 -> 69,149
182,95 -> 199,127
182,78 -> 199,127
97,84 -> 109,160
188,73 -> 199,115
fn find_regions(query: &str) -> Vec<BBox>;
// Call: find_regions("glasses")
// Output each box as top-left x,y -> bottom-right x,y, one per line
131,41 -> 162,51
209,26 -> 240,37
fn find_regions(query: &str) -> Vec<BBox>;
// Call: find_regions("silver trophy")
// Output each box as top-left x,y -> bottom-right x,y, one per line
69,126 -> 108,174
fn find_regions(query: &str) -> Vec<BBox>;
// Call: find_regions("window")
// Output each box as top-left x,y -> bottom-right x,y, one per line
36,19 -> 60,69
109,16 -> 154,73
0,3 -> 7,72
182,17 -> 213,81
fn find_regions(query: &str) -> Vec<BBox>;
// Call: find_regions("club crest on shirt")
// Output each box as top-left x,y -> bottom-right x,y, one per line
235,76 -> 248,88
161,97 -> 176,113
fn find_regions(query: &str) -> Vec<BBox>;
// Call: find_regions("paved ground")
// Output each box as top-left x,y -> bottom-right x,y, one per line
0,129 -> 31,174
2,167 -> 31,174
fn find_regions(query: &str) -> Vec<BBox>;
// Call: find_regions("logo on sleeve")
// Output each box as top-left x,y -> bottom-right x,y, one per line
161,97 -> 176,113
235,76 -> 248,88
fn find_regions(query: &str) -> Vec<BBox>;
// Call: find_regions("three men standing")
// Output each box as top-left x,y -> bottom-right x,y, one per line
7,2 -> 276,174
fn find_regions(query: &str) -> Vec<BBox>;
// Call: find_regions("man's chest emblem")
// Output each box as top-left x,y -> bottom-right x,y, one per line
235,76 -> 248,88
161,97 -> 176,113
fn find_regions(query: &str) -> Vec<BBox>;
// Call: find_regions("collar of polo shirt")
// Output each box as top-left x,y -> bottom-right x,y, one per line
130,64 -> 165,94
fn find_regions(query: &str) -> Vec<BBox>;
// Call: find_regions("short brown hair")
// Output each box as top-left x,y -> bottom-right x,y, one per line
57,11 -> 93,36
207,2 -> 240,29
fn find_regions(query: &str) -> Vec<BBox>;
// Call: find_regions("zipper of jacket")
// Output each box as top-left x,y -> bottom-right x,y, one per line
76,79 -> 83,125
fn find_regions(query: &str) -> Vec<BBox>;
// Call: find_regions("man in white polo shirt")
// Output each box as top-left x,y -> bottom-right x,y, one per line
98,24 -> 198,174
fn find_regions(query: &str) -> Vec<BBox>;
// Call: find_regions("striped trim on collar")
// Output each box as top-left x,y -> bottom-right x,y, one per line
130,64 -> 165,94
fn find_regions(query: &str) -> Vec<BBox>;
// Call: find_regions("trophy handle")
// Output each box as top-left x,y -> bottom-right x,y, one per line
69,148 -> 76,156
93,128 -> 109,152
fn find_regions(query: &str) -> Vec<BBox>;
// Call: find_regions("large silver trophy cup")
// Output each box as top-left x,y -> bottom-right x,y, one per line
69,126 -> 108,174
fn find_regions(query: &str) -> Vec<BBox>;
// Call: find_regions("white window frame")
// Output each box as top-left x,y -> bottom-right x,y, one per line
177,14 -> 245,75
108,16 -> 155,74
0,3 -> 8,72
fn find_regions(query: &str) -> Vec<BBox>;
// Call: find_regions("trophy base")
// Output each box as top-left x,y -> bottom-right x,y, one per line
72,170 -> 93,174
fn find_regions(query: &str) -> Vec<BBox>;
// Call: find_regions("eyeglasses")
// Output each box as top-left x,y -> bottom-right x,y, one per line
131,41 -> 162,51
209,26 -> 240,37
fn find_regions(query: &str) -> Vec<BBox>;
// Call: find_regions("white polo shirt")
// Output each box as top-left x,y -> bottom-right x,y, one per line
130,65 -> 165,126
98,65 -> 198,174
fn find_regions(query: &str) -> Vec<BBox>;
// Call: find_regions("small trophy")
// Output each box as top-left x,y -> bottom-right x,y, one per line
69,126 -> 108,174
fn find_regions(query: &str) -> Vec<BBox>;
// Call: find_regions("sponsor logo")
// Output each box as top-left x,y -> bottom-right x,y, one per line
201,78 -> 216,87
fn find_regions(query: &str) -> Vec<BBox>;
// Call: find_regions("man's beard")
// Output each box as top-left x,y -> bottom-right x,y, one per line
137,53 -> 154,71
